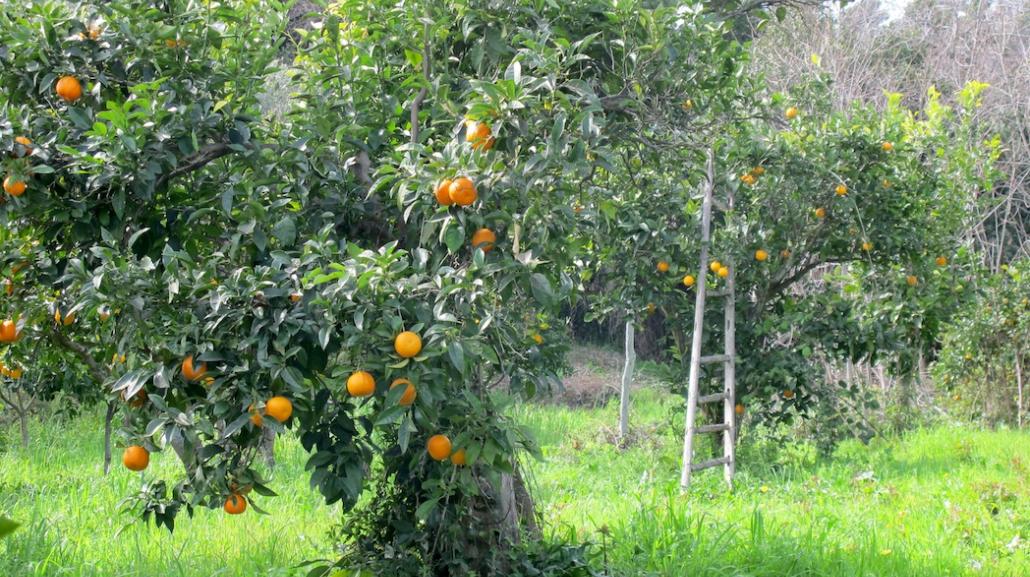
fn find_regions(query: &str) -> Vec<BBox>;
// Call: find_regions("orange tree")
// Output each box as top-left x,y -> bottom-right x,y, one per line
0,0 -> 788,573
933,259 -> 1029,426
583,66 -> 993,440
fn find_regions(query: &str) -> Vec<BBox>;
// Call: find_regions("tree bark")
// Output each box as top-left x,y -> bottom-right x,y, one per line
19,409 -> 29,449
618,320 -> 635,442
260,425 -> 277,469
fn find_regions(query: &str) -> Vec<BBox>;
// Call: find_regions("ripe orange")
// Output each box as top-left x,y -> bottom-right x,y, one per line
347,370 -> 376,397
752,166 -> 765,176
755,249 -> 768,262
87,25 -> 102,40
56,75 -> 83,102
394,331 -> 422,358
0,320 -> 18,343
785,106 -> 799,120
735,403 -> 745,416
835,183 -> 848,196
465,120 -> 492,150
435,179 -> 454,205
862,241 -> 873,252
249,404 -> 264,427
682,274 -> 695,288
4,177 -> 26,197
656,261 -> 670,273
98,306 -> 111,321
781,249 -> 791,258
390,378 -> 417,406
289,291 -> 303,303
531,333 -> 544,345
935,256 -> 948,267
906,275 -> 918,287
122,445 -> 150,471
709,260 -> 722,273
448,177 -> 477,206
471,228 -> 496,252
783,390 -> 795,399
882,141 -> 894,152
9,367 -> 22,379
427,434 -> 452,461
182,355 -> 207,381
740,173 -> 756,186
451,448 -> 467,466
265,396 -> 293,423
126,389 -> 146,408
14,136 -> 32,155
717,266 -> 729,278
54,309 -> 75,326
814,207 -> 826,219
224,494 -> 247,515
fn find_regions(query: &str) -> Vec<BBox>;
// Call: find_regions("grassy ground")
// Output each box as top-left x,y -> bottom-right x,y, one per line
1,363 -> 1028,576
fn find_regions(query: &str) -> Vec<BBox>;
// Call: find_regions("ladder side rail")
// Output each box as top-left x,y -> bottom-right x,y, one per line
679,148 -> 716,491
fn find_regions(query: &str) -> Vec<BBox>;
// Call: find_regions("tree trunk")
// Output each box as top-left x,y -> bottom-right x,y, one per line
260,425 -> 277,469
103,401 -> 116,475
19,409 -> 29,449
618,320 -> 635,442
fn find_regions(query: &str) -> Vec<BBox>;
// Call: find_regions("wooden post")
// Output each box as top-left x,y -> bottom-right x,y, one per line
1016,351 -> 1024,429
103,401 -> 116,475
619,320 -> 635,441
722,184 -> 736,489
680,148 -> 715,491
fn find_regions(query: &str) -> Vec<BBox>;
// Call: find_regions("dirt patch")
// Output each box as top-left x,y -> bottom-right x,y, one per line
545,344 -> 653,408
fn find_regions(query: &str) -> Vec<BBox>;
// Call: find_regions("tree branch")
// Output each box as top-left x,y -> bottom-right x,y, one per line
50,327 -> 108,386
154,142 -> 234,190
410,9 -> 432,145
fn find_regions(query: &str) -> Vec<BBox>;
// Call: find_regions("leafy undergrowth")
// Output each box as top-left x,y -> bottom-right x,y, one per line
1,388 -> 1028,576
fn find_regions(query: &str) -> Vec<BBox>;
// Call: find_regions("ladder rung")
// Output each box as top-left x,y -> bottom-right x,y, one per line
708,289 -> 731,297
698,392 -> 728,403
690,456 -> 732,471
696,423 -> 731,434
700,354 -> 732,364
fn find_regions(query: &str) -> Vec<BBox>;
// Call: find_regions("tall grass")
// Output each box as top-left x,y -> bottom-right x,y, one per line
2,385 -> 1028,576
0,411 -> 333,577
516,385 -> 1030,577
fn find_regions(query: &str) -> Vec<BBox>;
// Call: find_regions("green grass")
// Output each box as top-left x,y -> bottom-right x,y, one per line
2,385 -> 1028,576
516,386 -> 1030,577
0,414 -> 334,577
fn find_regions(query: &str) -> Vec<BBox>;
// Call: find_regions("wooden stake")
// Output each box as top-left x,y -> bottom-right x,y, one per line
619,320 -> 635,441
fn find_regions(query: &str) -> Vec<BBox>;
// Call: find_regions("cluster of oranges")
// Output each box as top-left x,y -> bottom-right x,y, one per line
4,76 -> 83,199
434,121 -> 500,254
739,165 -> 764,187
345,331 -> 467,466
121,353 -> 299,515
0,360 -> 23,380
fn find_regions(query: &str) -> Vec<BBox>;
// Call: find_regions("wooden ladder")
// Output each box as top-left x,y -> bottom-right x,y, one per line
680,148 -> 736,491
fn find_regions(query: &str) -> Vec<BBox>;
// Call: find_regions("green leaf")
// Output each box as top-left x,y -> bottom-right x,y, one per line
530,273 -> 555,308
273,217 -> 297,246
448,341 -> 465,374
415,497 -> 440,521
